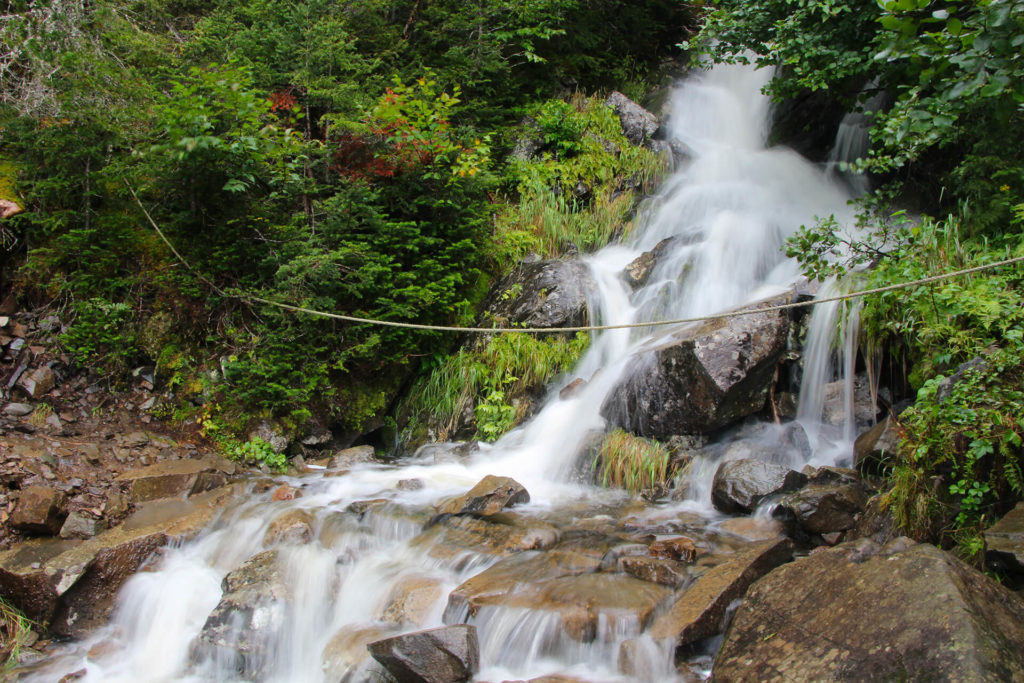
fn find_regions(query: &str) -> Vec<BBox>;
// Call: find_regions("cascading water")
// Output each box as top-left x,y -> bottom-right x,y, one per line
21,61 -> 865,683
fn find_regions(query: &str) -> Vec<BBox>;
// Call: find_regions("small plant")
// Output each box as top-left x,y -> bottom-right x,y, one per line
1,596 -> 35,674
228,436 -> 287,471
592,429 -> 675,495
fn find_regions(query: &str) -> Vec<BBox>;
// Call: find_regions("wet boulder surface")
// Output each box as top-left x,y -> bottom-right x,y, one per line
712,539 -> 1024,682
601,293 -> 792,438
481,259 -> 596,331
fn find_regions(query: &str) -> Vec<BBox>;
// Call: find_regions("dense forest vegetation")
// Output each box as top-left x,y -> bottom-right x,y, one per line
1,0 -> 1022,556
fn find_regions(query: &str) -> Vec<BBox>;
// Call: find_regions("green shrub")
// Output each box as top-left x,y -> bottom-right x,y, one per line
592,428 -> 674,495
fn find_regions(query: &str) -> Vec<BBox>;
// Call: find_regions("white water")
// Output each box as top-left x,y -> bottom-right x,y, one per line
22,62 -> 866,682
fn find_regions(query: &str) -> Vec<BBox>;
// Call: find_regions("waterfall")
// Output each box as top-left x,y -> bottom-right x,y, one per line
20,61 -> 862,683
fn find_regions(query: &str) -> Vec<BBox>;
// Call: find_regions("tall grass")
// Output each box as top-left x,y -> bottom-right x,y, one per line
1,596 -> 34,675
592,428 -> 675,494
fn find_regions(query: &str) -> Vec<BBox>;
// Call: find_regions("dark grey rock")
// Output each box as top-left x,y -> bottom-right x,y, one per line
711,459 -> 808,515
984,502 -> 1024,577
601,293 -> 792,438
482,259 -> 596,332
774,483 -> 869,535
368,625 -> 479,683
605,91 -> 659,146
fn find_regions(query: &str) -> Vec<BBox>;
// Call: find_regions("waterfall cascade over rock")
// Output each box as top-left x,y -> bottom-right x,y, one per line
19,61 -> 872,683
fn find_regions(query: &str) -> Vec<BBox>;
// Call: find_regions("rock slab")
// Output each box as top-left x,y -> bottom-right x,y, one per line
713,540 -> 1024,682
711,459 -> 807,515
368,624 -> 479,683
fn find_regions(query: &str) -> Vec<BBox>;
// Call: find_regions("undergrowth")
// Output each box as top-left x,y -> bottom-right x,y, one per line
592,428 -> 675,495
404,331 -> 589,442
1,596 -> 34,675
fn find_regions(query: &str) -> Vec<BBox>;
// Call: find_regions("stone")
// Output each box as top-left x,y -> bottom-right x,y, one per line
435,475 -> 530,518
270,483 -> 302,501
712,540 -> 1024,682
711,459 -> 808,515
3,402 -> 33,417
328,444 -> 377,469
197,550 -> 289,671
774,483 -> 869,535
853,416 -> 901,472
621,237 -> 682,290
422,512 -> 560,561
124,430 -> 150,448
482,259 -> 597,331
648,536 -> 698,563
445,549 -> 602,622
984,502 -> 1024,577
717,517 -> 783,542
18,366 -> 56,399
381,574 -> 445,626
558,378 -> 587,400
820,376 -> 876,427
617,555 -> 691,587
605,91 -> 659,146
263,508 -> 315,546
9,485 -> 68,535
0,485 -> 238,634
414,441 -> 479,464
601,293 -> 792,438
368,624 -> 479,683
251,420 -> 289,454
59,512 -> 106,540
321,624 -> 396,682
471,573 -> 670,642
647,537 -> 794,648
114,456 -> 235,503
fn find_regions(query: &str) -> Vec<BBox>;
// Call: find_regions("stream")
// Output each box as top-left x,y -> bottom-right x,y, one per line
22,60 -> 866,682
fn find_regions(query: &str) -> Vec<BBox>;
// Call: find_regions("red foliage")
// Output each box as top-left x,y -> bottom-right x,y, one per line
269,89 -> 297,112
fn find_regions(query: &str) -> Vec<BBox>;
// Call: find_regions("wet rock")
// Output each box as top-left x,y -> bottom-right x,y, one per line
368,624 -> 479,683
648,536 -> 698,563
445,549 -> 602,622
381,574 -> 445,627
473,573 -> 671,642
648,537 -> 793,649
711,459 -> 807,515
602,293 -> 792,438
605,91 -> 659,146
984,502 -> 1024,578
853,416 -> 901,472
845,495 -> 897,545
482,259 -> 596,331
4,402 -> 33,417
423,512 -> 560,561
716,517 -> 783,542
435,475 -> 530,518
820,376 -> 876,427
18,366 -> 56,399
621,237 -> 681,290
9,486 -> 68,535
774,483 -> 869,535
329,445 -> 377,469
414,442 -> 479,464
558,378 -> 587,400
198,550 -> 289,671
712,541 -> 1024,681
321,624 -> 395,682
398,478 -> 425,491
0,485 -> 238,634
59,511 -> 106,540
114,456 -> 236,503
617,555 -> 691,587
263,508 -> 315,546
271,483 -> 302,501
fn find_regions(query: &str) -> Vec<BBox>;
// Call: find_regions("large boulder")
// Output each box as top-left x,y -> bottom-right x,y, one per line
711,459 -> 807,515
368,624 -> 479,683
601,293 -> 792,438
482,259 -> 596,332
114,455 -> 236,504
712,539 -> 1024,681
852,416 -> 901,472
605,91 -> 659,146
773,482 -> 869,536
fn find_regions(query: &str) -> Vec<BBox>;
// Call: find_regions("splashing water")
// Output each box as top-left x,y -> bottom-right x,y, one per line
20,60 -> 869,682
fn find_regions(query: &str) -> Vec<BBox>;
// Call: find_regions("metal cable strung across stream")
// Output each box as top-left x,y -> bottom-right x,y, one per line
128,183 -> 1024,334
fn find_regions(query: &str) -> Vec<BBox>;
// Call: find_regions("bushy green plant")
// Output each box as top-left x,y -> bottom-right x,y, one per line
0,595 -> 34,675
228,436 -> 287,471
60,297 -> 139,375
